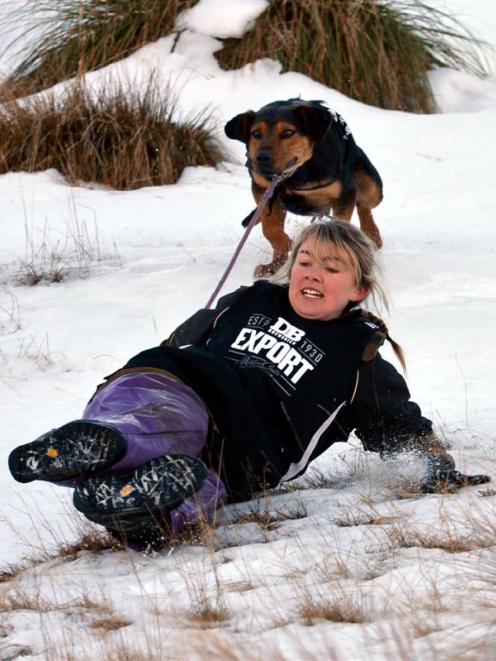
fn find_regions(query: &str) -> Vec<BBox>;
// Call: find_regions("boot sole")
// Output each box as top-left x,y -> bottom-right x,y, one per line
73,454 -> 208,521
8,420 -> 127,483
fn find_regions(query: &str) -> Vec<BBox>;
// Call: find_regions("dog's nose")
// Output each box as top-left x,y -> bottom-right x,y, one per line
256,150 -> 272,165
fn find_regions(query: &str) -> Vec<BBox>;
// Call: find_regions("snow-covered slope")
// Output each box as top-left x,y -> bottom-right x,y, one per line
0,1 -> 495,658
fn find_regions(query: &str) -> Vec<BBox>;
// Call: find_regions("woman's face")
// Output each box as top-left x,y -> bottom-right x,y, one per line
288,240 -> 368,321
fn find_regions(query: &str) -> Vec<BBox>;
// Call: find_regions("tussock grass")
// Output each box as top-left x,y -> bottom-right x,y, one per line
0,77 -> 226,190
234,511 -> 282,531
391,524 -> 470,553
216,0 -> 488,113
4,78 -> 225,188
334,513 -> 397,527
0,527 -> 120,586
333,504 -> 398,528
189,601 -> 230,629
0,0 -> 197,98
478,487 -> 496,498
0,78 -> 227,190
56,529 -> 123,558
13,210 -> 118,287
217,498 -> 308,545
299,467 -> 347,490
90,615 -> 132,632
298,590 -> 370,625
183,566 -> 230,629
0,565 -> 26,584
0,588 -> 101,613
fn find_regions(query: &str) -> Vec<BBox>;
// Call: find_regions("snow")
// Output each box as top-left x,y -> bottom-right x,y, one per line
1,0 -> 496,658
177,0 -> 269,38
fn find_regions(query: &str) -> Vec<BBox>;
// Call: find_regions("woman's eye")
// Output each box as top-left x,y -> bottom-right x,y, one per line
281,129 -> 295,139
325,267 -> 338,274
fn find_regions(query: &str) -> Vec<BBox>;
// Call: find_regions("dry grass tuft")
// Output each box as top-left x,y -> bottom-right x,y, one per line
181,544 -> 230,630
333,506 -> 398,528
0,565 -> 26,584
0,527 -> 120,588
477,487 -> 496,498
56,529 -> 123,558
216,0 -> 487,113
90,615 -> 132,632
1,588 -> 70,613
0,78 -> 227,190
275,501 -> 308,522
223,500 -> 308,543
233,511 -> 282,532
298,591 -> 370,625
189,601 -> 230,629
0,0 -> 197,98
389,520 -> 492,554
299,467 -> 347,490
185,572 -> 230,629
13,212 -> 118,287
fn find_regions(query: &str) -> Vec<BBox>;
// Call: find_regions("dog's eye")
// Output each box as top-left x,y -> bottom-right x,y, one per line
250,130 -> 262,139
281,129 -> 296,139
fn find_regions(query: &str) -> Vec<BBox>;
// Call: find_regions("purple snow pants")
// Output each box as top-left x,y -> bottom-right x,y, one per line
83,370 -> 227,534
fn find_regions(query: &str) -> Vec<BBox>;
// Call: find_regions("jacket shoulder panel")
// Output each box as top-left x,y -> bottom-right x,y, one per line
162,286 -> 250,348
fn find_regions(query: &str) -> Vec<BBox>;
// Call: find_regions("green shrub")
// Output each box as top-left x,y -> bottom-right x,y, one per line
0,79 -> 227,189
215,0 -> 488,113
0,0 -> 197,98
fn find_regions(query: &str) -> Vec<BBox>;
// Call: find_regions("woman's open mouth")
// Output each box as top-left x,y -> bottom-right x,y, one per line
302,288 -> 323,299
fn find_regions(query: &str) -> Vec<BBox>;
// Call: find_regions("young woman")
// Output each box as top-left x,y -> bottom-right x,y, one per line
8,221 -> 488,545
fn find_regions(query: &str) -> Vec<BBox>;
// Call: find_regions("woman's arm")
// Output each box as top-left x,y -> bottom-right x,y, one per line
350,355 -> 436,455
349,355 -> 489,491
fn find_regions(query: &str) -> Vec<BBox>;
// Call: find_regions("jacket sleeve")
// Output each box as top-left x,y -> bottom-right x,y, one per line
161,287 -> 248,349
348,353 -> 435,455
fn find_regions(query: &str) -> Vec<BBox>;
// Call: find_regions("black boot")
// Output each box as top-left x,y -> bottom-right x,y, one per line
73,454 -> 208,534
8,420 -> 127,483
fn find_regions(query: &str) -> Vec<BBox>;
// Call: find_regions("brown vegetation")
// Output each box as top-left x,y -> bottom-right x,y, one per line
0,79 -> 227,190
216,0 -> 487,113
1,0 -> 198,98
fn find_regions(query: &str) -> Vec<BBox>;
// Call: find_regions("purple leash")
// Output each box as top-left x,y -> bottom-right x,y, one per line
205,177 -> 281,309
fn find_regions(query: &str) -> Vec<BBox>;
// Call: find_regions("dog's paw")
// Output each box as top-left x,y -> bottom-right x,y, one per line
372,233 -> 383,249
253,258 -> 287,278
254,263 -> 277,278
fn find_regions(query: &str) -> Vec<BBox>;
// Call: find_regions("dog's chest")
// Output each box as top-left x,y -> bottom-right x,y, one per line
280,180 -> 344,214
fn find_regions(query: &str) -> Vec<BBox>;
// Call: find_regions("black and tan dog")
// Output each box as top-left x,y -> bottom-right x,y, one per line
225,98 -> 383,277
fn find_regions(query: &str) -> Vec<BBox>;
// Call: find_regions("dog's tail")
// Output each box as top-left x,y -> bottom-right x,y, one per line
241,208 -> 257,228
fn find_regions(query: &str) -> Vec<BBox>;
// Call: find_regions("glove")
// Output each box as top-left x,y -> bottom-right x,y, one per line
421,469 -> 490,494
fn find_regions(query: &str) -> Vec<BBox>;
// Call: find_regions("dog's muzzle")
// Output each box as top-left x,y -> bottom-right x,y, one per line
254,153 -> 299,180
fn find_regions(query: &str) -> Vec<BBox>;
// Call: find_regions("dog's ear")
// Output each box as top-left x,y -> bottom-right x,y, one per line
224,111 -> 256,143
294,104 -> 332,144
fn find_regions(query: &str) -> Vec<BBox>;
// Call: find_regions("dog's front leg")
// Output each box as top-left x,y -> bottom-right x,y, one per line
255,199 -> 291,278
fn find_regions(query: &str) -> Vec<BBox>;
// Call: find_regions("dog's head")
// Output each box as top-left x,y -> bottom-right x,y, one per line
224,98 -> 334,181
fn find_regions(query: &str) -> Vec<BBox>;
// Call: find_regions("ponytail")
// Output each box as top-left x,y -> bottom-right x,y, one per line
354,310 -> 406,373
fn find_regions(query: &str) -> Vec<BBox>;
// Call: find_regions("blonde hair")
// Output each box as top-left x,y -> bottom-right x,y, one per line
274,220 -> 406,370
275,219 -> 388,311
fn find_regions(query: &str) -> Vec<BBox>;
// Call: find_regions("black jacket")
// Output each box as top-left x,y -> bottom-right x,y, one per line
121,282 -> 432,501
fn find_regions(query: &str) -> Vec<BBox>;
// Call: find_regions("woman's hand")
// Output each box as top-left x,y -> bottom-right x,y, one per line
421,469 -> 490,493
